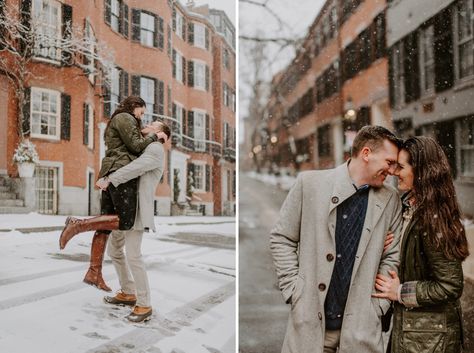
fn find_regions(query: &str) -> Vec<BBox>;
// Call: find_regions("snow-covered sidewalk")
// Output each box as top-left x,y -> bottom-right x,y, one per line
0,216 -> 236,353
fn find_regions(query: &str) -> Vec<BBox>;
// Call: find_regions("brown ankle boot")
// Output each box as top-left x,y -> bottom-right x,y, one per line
126,306 -> 152,322
83,231 -> 112,292
59,215 -> 119,249
104,290 -> 137,306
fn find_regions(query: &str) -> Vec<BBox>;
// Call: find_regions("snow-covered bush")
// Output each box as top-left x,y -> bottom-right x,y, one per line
12,140 -> 39,164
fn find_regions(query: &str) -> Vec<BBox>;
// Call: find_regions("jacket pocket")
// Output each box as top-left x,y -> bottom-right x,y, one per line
402,311 -> 447,352
291,274 -> 305,307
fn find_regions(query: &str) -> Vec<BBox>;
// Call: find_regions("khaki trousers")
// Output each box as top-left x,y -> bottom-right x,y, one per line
324,329 -> 341,353
107,229 -> 151,307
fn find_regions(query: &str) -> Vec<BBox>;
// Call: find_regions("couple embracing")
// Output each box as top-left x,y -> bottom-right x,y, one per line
271,126 -> 468,353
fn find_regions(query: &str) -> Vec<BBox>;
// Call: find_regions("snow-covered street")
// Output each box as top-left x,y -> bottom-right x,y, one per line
0,214 -> 236,353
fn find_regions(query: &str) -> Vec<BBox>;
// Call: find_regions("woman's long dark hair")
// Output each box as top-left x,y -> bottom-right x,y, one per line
403,136 -> 469,261
105,96 -> 146,135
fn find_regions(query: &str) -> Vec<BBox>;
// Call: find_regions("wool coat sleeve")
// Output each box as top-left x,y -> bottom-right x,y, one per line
270,174 -> 303,304
402,233 -> 464,307
108,143 -> 164,187
114,114 -> 157,154
376,193 -> 403,313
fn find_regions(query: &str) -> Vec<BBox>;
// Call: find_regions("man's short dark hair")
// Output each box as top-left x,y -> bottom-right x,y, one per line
351,125 -> 401,157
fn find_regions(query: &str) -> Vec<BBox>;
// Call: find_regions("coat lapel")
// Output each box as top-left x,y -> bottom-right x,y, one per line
351,186 -> 392,281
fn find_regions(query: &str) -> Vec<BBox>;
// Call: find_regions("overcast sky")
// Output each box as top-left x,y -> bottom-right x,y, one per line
179,0 -> 236,25
239,0 -> 325,142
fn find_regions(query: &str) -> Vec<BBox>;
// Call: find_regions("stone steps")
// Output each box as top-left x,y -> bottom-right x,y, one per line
0,206 -> 30,214
0,199 -> 24,207
0,192 -> 17,199
0,175 -> 31,214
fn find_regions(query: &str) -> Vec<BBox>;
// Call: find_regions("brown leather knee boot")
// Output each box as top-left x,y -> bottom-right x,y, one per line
59,215 -> 119,249
83,231 -> 112,292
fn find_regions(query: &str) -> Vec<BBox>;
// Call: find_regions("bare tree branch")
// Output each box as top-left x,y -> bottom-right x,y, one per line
239,35 -> 296,47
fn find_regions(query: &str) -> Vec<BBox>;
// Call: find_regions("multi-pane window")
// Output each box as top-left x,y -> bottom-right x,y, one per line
175,103 -> 183,133
176,11 -> 184,38
194,23 -> 206,48
223,83 -> 229,106
420,25 -> 435,93
111,0 -> 120,31
193,163 -> 205,191
223,48 -> 230,70
35,166 -> 58,214
460,118 -> 474,176
32,0 -> 62,61
110,67 -> 120,112
140,12 -> 155,46
176,51 -> 183,83
194,61 -> 206,90
140,77 -> 155,125
457,0 -> 474,79
31,87 -> 60,139
194,111 -> 206,151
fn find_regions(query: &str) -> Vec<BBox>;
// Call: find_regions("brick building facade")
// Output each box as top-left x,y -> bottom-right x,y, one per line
0,0 -> 235,216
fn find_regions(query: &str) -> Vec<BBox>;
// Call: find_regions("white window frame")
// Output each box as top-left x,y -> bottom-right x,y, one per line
85,103 -> 94,149
455,0 -> 474,81
193,109 -> 206,152
30,87 -> 61,140
111,0 -> 120,32
175,50 -> 183,83
176,11 -> 184,39
460,118 -> 474,177
110,67 -> 120,113
192,161 -> 206,192
223,83 -> 229,107
419,25 -> 435,94
193,60 -> 206,90
35,165 -> 59,214
32,0 -> 62,63
140,12 -> 155,47
194,23 -> 206,48
175,101 -> 184,134
140,77 -> 155,125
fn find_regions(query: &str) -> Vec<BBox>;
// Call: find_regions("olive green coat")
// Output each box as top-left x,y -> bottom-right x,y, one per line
98,113 -> 157,178
390,216 -> 464,353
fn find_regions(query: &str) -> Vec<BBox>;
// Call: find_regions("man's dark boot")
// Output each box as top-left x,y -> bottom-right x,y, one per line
83,231 -> 112,292
104,290 -> 137,306
59,215 -> 119,249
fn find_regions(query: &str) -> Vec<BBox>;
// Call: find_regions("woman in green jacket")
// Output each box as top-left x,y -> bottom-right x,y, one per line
373,136 -> 469,353
59,96 -> 163,291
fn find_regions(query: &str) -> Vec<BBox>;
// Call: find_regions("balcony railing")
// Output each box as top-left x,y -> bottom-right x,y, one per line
223,146 -> 236,161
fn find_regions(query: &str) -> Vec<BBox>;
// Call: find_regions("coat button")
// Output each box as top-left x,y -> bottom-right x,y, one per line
318,283 -> 326,291
331,196 -> 339,204
318,312 -> 322,320
326,254 -> 334,261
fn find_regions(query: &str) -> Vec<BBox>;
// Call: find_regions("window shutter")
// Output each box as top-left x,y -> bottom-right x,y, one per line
182,57 -> 186,85
103,84 -> 111,117
159,80 -> 164,115
182,17 -> 186,39
188,22 -> 194,44
232,170 -> 236,197
167,85 -> 172,117
131,75 -> 141,96
83,103 -> 89,146
153,15 -> 159,48
388,47 -> 395,108
187,60 -> 194,87
104,0 -> 111,25
61,4 -> 73,66
205,65 -> 210,91
19,0 -> 31,54
434,7 -> 454,92
119,69 -> 129,101
172,49 -> 176,78
172,102 -> 176,119
153,78 -> 159,116
205,27 -> 209,50
182,108 -> 187,135
122,3 -> 129,38
131,9 -> 140,42
205,165 -> 210,192
187,110 -> 194,138
61,93 -> 71,141
158,17 -> 164,49
172,7 -> 176,31
403,32 -> 420,103
167,24 -> 171,57
22,87 -> 31,137
205,114 -> 210,140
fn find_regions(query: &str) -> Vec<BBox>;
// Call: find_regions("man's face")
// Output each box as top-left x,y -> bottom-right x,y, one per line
364,139 -> 399,188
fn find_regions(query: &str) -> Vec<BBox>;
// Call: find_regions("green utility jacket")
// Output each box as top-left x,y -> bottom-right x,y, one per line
98,113 -> 157,178
390,216 -> 464,353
